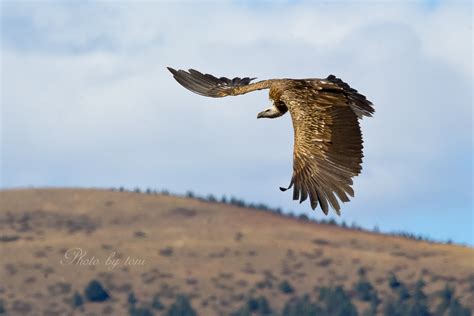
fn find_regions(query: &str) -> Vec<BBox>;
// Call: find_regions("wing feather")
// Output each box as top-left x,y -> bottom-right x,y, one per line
280,78 -> 374,215
167,67 -> 272,97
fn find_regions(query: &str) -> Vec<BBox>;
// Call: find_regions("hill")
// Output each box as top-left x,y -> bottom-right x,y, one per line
0,188 -> 472,315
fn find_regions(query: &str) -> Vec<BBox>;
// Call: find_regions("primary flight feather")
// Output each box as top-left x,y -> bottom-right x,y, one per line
167,67 -> 374,215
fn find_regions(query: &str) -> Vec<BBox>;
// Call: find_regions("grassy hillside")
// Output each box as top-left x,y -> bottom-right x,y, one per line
0,188 -> 472,315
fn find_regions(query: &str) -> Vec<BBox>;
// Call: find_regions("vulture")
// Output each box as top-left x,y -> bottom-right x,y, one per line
167,67 -> 374,215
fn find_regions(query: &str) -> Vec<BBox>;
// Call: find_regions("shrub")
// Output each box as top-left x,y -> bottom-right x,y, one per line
231,296 -> 274,316
279,280 -> 295,294
0,299 -> 5,314
165,295 -> 197,316
71,291 -> 84,309
397,284 -> 411,301
159,247 -> 174,256
282,294 -> 323,316
128,292 -> 137,306
446,298 -> 470,316
318,286 -> 357,316
247,296 -> 271,314
388,274 -> 401,289
435,284 -> 470,316
406,280 -> 429,316
206,194 -> 217,202
363,293 -> 380,316
384,278 -> 429,316
298,214 -> 309,221
327,218 -> 337,226
129,307 -> 154,316
383,298 -> 406,316
84,280 -> 110,302
354,279 -> 376,302
151,294 -> 164,310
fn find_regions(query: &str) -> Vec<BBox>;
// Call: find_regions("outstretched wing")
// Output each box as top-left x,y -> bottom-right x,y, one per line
280,77 -> 374,215
167,67 -> 273,97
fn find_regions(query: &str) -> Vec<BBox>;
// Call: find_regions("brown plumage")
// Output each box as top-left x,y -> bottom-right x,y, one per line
167,67 -> 374,215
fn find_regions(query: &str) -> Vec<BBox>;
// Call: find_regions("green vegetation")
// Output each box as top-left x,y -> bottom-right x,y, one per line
165,295 -> 197,316
151,294 -> 164,311
353,271 -> 377,302
381,277 -> 472,316
128,292 -> 138,306
129,306 -> 154,316
279,280 -> 295,294
318,286 -> 358,316
435,284 -> 470,316
64,273 -> 472,316
231,296 -> 275,316
84,280 -> 110,302
71,291 -> 84,309
0,299 -> 5,314
388,273 -> 401,289
281,294 -> 323,316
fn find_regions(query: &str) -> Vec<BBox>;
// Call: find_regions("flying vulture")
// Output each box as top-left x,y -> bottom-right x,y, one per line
167,68 -> 374,215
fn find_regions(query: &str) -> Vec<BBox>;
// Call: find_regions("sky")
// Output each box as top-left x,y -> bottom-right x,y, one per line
1,0 -> 472,244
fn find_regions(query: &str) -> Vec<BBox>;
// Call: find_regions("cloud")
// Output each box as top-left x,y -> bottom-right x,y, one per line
1,1 -> 472,243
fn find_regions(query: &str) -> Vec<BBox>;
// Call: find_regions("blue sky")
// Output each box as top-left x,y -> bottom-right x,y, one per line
1,1 -> 472,244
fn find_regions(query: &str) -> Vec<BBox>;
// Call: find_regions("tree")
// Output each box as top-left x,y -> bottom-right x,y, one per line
71,291 -> 84,309
282,294 -> 323,316
446,298 -> 470,316
396,283 -> 410,301
388,274 -> 401,289
165,295 -> 197,316
435,284 -> 470,316
231,296 -> 275,316
298,214 -> 309,221
221,195 -> 228,203
151,294 -> 164,310
84,280 -> 110,302
129,307 -> 154,316
206,194 -> 217,202
353,269 -> 377,302
406,279 -> 429,316
279,280 -> 295,294
128,292 -> 138,306
354,278 -> 376,302
363,292 -> 380,316
318,286 -> 358,316
383,298 -> 406,316
384,278 -> 429,316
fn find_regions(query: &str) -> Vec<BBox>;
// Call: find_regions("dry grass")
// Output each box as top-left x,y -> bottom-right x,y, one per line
0,188 -> 472,315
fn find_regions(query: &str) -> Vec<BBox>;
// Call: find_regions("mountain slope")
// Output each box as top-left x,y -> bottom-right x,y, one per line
0,188 -> 472,315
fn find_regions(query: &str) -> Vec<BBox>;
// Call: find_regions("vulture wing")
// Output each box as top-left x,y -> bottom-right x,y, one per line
280,76 -> 374,215
167,68 -> 273,97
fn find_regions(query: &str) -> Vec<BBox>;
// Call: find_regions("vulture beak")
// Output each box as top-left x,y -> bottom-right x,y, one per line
257,111 -> 265,119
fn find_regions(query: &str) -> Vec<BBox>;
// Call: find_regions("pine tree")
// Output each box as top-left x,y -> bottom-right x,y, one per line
165,295 -> 197,316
